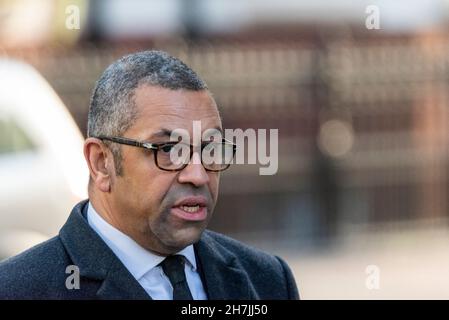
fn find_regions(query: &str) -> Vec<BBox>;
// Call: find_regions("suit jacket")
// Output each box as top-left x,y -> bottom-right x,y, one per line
0,200 -> 299,300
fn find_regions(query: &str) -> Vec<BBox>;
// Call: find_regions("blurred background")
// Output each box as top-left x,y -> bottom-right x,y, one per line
2,0 -> 449,299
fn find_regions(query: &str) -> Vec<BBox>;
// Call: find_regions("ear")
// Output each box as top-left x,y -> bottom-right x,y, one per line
83,137 -> 115,193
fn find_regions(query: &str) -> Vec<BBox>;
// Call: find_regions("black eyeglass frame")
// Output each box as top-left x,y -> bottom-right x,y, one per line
94,135 -> 237,172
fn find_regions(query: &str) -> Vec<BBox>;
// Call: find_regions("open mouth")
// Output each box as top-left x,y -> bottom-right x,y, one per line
171,196 -> 208,221
179,205 -> 201,213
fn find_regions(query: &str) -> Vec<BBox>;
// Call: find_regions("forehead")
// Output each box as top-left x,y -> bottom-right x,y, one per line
129,85 -> 222,139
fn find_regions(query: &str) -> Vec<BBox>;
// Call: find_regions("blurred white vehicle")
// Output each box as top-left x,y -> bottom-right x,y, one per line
0,59 -> 88,260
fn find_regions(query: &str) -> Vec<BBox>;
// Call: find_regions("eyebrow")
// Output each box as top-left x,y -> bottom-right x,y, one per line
148,128 -> 173,139
145,126 -> 223,141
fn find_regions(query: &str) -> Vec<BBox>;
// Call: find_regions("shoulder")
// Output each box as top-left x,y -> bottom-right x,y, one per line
0,236 -> 70,299
203,229 -> 282,267
201,230 -> 299,299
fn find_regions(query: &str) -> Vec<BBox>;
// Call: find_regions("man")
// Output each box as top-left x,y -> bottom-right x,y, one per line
0,51 -> 299,300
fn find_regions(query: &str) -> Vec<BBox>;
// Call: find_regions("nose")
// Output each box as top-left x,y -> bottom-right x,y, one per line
177,151 -> 210,187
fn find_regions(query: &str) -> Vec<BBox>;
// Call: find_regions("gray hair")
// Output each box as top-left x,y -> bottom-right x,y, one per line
87,50 -> 208,175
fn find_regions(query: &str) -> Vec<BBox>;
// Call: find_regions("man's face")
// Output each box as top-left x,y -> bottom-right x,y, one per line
109,85 -> 222,255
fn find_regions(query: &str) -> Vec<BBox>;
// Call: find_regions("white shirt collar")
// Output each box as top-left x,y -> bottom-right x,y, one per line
87,201 -> 197,281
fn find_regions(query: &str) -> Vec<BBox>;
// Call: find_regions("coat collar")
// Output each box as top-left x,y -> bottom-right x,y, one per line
195,231 -> 258,299
59,200 -> 257,300
59,200 -> 150,299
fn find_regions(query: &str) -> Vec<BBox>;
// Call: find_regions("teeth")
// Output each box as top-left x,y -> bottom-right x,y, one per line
180,205 -> 200,213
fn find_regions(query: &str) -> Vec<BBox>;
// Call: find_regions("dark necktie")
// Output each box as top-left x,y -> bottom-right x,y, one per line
161,255 -> 194,300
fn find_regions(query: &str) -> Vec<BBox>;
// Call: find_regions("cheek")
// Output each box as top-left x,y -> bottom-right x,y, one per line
208,174 -> 220,201
136,174 -> 174,211
120,161 -> 172,212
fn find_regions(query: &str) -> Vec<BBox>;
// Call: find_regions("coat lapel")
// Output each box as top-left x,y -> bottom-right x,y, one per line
95,258 -> 151,300
59,200 -> 151,300
195,231 -> 259,300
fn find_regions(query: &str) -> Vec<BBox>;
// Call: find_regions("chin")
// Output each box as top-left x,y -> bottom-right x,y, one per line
162,226 -> 205,251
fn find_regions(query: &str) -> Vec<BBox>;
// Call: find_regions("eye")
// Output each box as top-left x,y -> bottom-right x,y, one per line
161,144 -> 175,153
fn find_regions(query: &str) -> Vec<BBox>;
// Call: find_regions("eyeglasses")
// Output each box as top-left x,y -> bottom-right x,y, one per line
95,135 -> 236,172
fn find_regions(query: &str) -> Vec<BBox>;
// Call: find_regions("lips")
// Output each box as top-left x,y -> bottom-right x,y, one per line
173,196 -> 208,207
171,196 -> 208,221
